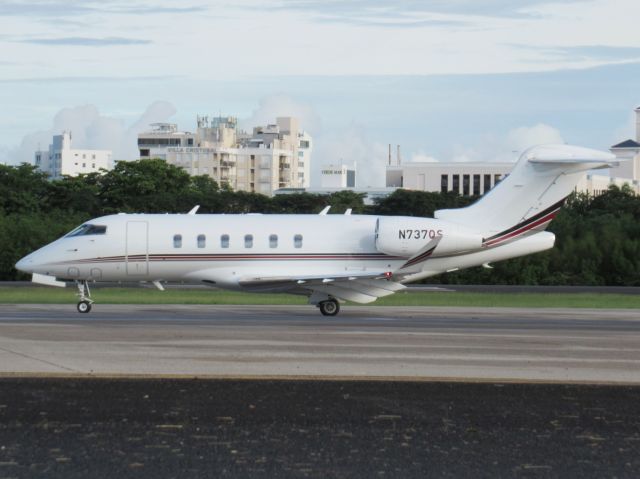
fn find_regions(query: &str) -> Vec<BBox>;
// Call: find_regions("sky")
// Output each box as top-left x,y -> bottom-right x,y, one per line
1,0 -> 640,186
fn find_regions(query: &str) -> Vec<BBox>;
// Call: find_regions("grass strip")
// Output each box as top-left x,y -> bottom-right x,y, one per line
0,287 -> 637,309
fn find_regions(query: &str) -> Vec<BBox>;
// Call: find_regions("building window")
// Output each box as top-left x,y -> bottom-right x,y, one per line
173,234 -> 182,248
473,175 -> 480,195
294,234 -> 303,248
82,163 -> 86,168
92,154 -> 96,159
494,174 -> 502,184
92,163 -> 95,168
197,234 -> 206,248
187,138 -> 194,146
269,234 -> 278,248
463,175 -> 470,195
440,174 -> 448,193
484,174 -> 491,193
452,174 -> 460,194
244,234 -> 253,248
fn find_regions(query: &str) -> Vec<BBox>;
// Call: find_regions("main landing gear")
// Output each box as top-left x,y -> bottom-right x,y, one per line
76,280 -> 93,313
318,298 -> 340,316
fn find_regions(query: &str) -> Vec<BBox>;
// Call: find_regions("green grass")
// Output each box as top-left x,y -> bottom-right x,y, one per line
0,286 -> 638,309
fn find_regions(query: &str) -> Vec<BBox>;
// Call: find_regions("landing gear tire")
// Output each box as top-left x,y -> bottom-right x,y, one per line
77,300 -> 92,314
319,299 -> 340,316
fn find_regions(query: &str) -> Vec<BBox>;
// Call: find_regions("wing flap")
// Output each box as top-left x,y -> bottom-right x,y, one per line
238,272 -> 405,304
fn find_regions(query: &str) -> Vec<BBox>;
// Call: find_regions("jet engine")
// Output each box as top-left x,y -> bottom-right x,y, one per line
375,217 -> 484,258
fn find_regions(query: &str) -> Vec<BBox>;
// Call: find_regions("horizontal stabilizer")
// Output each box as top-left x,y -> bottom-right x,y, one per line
526,144 -> 616,167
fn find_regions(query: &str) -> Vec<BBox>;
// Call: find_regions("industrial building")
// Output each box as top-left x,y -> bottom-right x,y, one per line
385,108 -> 640,196
137,116 -> 312,196
34,132 -> 112,179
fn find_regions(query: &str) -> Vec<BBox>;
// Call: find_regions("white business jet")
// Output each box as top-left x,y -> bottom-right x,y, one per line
16,144 -> 616,316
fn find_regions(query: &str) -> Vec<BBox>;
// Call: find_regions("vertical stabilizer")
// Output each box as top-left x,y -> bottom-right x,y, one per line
434,145 -> 616,240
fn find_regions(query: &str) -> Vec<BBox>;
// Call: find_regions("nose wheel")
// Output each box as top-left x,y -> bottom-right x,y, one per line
318,298 -> 340,316
77,300 -> 92,313
76,280 -> 94,314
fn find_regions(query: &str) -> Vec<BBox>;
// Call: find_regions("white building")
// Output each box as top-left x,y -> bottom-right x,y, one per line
34,132 -> 112,179
320,163 -> 356,188
386,162 -> 510,195
387,157 -> 640,197
138,116 -> 312,196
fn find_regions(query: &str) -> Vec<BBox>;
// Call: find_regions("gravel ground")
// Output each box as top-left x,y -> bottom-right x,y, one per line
0,378 -> 639,478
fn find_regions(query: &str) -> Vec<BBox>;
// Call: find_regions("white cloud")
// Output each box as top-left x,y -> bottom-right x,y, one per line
505,123 -> 564,151
410,151 -> 439,163
240,94 -> 322,134
311,124 -> 388,188
447,123 -> 565,163
2,101 -> 176,164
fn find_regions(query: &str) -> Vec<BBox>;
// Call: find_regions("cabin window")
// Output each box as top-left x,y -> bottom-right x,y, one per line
66,224 -> 107,237
245,234 -> 253,248
269,234 -> 278,248
221,234 -> 229,248
294,234 -> 303,248
197,234 -> 206,248
173,234 -> 182,248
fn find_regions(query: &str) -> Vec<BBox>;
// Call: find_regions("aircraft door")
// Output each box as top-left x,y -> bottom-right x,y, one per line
126,221 -> 149,276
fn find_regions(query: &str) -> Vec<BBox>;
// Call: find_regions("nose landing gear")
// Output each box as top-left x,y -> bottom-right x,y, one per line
76,280 -> 93,313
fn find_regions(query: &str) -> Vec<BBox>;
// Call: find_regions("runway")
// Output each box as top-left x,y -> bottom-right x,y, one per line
0,304 -> 639,383
2,305 -> 640,477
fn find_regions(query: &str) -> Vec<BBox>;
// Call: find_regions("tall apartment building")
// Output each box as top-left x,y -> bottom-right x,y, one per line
137,116 -> 312,196
34,132 -> 112,179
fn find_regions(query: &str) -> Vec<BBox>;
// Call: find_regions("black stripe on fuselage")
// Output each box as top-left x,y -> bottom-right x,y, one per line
483,196 -> 567,244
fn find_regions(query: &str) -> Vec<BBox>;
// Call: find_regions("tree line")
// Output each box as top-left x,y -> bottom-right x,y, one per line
1,160 -> 638,285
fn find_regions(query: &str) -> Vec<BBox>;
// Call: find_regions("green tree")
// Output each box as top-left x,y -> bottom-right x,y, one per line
327,191 -> 366,214
0,163 -> 50,214
97,159 -> 193,213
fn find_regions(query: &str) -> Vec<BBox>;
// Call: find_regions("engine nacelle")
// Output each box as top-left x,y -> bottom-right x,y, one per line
375,217 -> 484,258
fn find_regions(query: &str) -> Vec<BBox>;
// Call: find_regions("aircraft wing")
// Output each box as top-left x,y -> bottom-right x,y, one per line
238,272 -> 406,304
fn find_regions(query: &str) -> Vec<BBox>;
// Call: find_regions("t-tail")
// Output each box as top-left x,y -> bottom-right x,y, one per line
386,144 -> 618,282
434,144 -> 617,244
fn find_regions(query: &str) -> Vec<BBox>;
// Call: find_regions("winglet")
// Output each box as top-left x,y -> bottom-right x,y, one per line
344,208 -> 352,215
319,206 -> 331,215
188,205 -> 200,215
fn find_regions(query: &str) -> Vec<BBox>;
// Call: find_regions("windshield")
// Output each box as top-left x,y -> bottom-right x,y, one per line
65,224 -> 107,237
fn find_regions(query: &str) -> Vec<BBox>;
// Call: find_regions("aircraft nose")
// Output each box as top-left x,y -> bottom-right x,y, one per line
15,255 -> 33,274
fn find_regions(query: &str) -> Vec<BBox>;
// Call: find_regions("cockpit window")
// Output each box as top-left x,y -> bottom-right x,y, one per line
66,224 -> 107,237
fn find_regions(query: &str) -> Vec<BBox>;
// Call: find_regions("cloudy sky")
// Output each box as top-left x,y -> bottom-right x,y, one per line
1,0 -> 639,185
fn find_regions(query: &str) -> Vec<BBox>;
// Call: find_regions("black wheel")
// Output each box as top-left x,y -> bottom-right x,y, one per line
77,301 -> 92,313
319,299 -> 340,316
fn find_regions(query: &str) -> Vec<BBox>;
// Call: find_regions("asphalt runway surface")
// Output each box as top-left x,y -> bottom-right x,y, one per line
0,304 -> 639,382
1,304 -> 639,477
